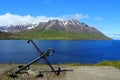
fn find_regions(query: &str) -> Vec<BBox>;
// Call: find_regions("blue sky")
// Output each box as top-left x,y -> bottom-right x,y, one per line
0,0 -> 120,39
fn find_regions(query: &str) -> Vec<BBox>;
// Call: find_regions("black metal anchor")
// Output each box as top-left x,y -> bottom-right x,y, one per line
10,40 -> 59,77
10,40 -> 73,78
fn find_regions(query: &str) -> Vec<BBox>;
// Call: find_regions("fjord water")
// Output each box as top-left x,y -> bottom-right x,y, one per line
0,40 -> 120,64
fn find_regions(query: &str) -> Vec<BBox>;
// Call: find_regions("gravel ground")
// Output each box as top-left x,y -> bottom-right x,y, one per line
66,66 -> 120,80
0,64 -> 120,80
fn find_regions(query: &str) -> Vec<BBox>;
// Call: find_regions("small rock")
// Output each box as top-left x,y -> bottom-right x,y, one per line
27,68 -> 40,77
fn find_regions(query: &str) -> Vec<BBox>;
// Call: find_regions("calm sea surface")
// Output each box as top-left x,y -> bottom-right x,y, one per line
0,40 -> 120,64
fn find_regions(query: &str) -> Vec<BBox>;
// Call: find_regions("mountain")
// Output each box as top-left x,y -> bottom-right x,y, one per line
0,19 -> 111,40
38,19 -> 102,34
17,19 -> 111,40
0,23 -> 38,33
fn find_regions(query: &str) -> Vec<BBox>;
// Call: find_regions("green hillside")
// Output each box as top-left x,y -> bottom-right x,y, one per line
16,29 -> 111,40
0,31 -> 15,39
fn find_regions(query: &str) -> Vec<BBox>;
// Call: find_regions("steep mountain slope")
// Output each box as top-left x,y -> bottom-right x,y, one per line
18,19 -> 111,40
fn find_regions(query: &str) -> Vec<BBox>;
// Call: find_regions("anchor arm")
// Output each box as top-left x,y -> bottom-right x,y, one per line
10,56 -> 42,77
28,40 -> 43,56
28,40 -> 59,75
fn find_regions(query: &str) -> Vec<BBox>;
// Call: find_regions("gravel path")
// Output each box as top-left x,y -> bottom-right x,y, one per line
66,66 -> 120,80
0,64 -> 120,80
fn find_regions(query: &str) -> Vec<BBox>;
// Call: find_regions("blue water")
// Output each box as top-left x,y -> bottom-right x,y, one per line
0,40 -> 120,64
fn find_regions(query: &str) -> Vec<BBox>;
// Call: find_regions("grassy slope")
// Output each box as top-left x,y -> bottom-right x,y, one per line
16,29 -> 111,40
95,61 -> 120,69
0,32 -> 24,40
0,31 -> 15,39
63,61 -> 120,69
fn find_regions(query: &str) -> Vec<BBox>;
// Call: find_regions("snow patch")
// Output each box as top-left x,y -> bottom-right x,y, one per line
70,20 -> 75,25
27,26 -> 34,29
64,21 -> 68,25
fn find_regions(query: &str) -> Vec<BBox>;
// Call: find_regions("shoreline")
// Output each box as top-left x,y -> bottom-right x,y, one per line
0,60 -> 120,69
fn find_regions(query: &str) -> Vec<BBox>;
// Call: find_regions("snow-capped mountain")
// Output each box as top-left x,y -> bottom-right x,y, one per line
0,19 -> 105,35
0,19 -> 99,33
0,19 -> 111,40
0,23 -> 38,33
37,19 -> 100,34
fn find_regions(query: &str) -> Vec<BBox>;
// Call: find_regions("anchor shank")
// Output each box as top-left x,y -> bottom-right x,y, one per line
14,56 -> 42,74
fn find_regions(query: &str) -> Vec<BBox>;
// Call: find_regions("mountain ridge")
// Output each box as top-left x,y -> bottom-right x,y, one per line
0,19 -> 112,40
18,19 -> 111,40
37,19 -> 103,34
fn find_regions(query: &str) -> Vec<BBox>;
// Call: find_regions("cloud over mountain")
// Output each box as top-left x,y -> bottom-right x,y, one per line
0,13 -> 89,26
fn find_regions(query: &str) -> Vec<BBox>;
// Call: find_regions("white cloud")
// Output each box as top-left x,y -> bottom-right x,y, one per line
0,13 -> 63,26
0,13 -> 89,26
95,17 -> 102,20
61,14 -> 89,20
74,14 -> 89,19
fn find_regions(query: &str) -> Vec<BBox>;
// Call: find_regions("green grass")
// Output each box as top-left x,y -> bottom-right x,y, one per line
15,29 -> 111,40
95,61 -> 120,69
56,61 -> 120,69
1,61 -> 120,69
0,28 -> 111,40
0,31 -> 16,39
